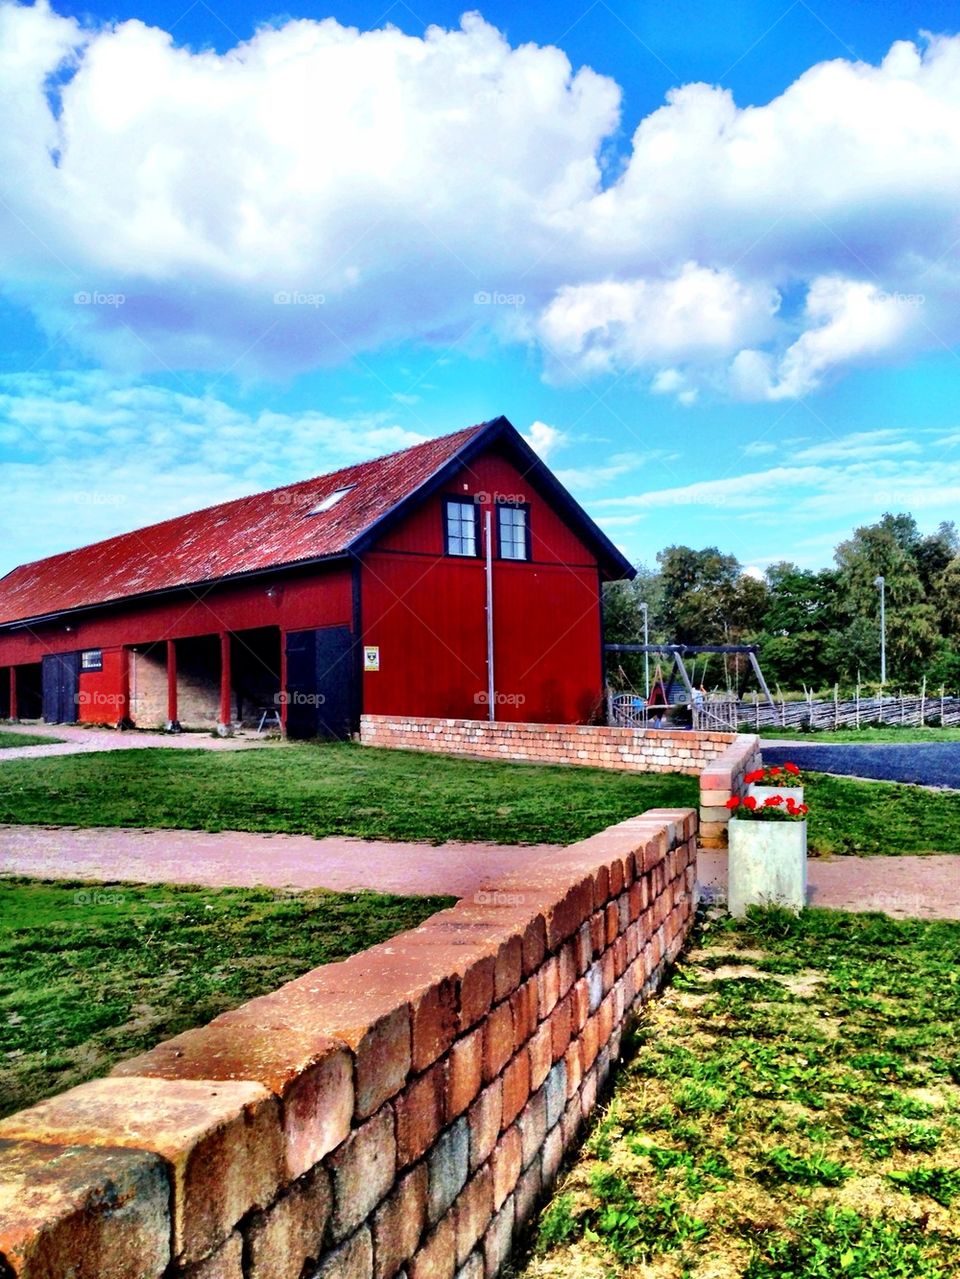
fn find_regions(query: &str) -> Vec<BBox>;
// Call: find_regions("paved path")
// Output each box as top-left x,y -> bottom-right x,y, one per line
1,824 -> 957,917
0,825 -> 557,898
699,849 -> 960,920
762,741 -> 960,789
0,723 -> 271,762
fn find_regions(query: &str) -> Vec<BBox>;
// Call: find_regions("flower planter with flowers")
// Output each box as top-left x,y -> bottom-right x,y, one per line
725,792 -> 808,918
745,762 -> 804,807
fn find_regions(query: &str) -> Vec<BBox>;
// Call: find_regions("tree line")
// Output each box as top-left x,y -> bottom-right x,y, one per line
603,513 -> 960,695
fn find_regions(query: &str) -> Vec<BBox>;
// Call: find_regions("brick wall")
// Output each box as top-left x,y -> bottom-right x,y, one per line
0,807 -> 697,1279
360,715 -> 760,848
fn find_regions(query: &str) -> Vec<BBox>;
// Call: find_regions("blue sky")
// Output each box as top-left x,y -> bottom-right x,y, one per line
2,0 -> 960,577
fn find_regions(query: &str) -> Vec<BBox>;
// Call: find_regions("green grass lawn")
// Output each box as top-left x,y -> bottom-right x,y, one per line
522,908 -> 960,1279
0,877 -> 452,1119
0,741 -> 700,845
805,773 -> 960,856
0,728 -> 62,749
0,740 -> 956,853
755,726 -> 960,743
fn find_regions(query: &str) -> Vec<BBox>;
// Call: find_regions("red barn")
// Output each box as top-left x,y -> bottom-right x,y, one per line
0,416 -> 633,737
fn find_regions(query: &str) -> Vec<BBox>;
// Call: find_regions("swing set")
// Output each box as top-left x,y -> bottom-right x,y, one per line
604,643 -> 776,726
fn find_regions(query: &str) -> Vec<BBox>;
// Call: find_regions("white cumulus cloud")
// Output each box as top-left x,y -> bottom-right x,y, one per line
0,5 -> 959,397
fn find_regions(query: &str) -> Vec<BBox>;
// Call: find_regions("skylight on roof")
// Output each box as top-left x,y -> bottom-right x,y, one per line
306,485 -> 356,515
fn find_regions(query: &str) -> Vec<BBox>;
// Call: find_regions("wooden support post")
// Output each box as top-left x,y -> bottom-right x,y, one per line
279,631 -> 288,732
8,667 -> 17,721
166,639 -> 181,732
219,632 -> 232,735
117,648 -> 132,730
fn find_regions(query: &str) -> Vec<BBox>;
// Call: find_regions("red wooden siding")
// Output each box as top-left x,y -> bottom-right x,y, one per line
0,433 -> 619,728
361,448 -> 604,723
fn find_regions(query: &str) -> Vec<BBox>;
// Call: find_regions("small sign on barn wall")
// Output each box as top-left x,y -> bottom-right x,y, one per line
364,645 -> 380,672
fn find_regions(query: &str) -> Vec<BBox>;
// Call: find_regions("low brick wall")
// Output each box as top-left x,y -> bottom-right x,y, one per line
698,736 -> 763,848
360,715 -> 760,848
0,808 -> 697,1279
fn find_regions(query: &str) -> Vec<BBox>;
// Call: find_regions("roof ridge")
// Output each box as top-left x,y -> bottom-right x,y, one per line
10,420 -> 490,573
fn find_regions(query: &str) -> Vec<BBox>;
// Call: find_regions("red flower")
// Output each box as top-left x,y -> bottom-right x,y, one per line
798,803 -> 809,815
763,795 -> 784,807
743,795 -> 758,811
725,796 -> 741,810
769,766 -> 782,776
744,768 -> 765,785
785,762 -> 800,776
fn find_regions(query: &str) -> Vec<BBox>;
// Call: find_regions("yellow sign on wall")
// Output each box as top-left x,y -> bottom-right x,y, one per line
364,646 -> 380,672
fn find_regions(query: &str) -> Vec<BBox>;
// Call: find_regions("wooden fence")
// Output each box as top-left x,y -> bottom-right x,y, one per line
691,688 -> 960,732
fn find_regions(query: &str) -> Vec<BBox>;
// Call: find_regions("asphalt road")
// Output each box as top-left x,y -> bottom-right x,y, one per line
762,742 -> 960,790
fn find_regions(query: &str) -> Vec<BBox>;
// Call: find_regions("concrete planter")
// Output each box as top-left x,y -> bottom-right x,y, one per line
728,818 -> 807,917
747,784 -> 804,806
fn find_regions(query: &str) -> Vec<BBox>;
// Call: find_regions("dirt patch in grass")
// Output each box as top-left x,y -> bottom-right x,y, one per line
519,908 -> 960,1279
0,877 -> 453,1118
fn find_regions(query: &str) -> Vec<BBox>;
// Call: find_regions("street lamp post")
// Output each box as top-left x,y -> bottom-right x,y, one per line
874,574 -> 886,686
639,602 -> 650,698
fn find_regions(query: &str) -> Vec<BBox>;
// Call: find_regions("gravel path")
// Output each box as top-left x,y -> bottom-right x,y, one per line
0,723 -> 272,762
762,741 -> 960,789
698,849 -> 960,920
0,825 -> 557,898
1,824 -> 957,918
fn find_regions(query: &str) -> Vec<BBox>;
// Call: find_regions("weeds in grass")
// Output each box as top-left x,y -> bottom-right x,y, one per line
0,878 -> 452,1116
517,907 -> 960,1279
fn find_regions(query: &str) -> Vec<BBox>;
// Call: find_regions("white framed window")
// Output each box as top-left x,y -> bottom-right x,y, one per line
444,498 -> 480,557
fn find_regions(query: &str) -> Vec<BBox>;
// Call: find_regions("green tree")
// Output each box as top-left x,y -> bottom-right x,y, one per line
835,513 -> 940,682
656,546 -> 742,644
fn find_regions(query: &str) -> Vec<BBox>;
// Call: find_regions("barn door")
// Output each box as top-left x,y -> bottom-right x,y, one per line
41,652 -> 80,724
284,626 -> 355,740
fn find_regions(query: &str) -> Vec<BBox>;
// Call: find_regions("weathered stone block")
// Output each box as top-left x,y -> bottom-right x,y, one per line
482,1195 -> 514,1279
489,1126 -> 521,1212
0,1138 -> 170,1279
517,1089 -> 546,1170
501,1050 -> 529,1131
0,1077 -> 282,1267
328,1106 -> 396,1242
526,1021 -> 552,1093
454,1166 -> 493,1266
310,1226 -> 373,1279
427,1118 -> 469,1225
543,1061 -> 566,1132
481,1002 -> 514,1084
246,1163 -> 331,1279
372,1163 -> 428,1279
395,1065 -> 444,1168
445,1028 -> 482,1120
408,1212 -> 456,1279
467,1080 -> 502,1173
178,1231 -> 243,1279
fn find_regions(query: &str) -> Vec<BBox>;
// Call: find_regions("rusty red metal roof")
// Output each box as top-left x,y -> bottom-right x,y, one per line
0,422 -> 488,627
